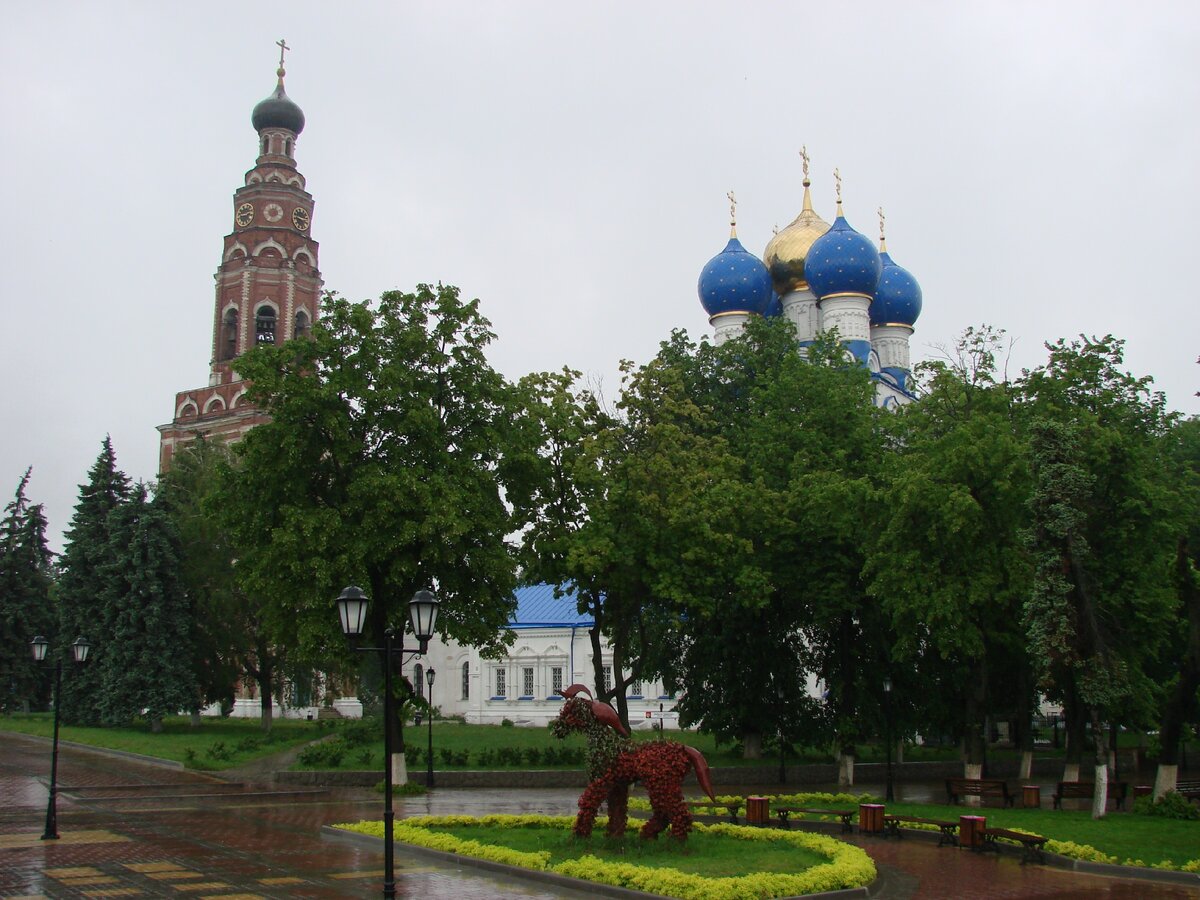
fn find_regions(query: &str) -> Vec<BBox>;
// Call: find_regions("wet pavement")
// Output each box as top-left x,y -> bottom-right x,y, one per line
2,731 -> 1196,899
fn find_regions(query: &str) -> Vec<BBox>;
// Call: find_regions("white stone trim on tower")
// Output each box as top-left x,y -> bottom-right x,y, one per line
780,287 -> 820,343
870,323 -> 914,374
818,294 -> 872,343
711,311 -> 751,345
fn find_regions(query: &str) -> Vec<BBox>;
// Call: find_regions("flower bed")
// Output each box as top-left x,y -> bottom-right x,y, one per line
334,814 -> 876,899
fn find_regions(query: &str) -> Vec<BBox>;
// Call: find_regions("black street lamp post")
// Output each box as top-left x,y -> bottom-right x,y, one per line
425,667 -> 435,788
336,586 -> 438,900
776,684 -> 786,785
30,635 -> 90,840
883,676 -> 895,803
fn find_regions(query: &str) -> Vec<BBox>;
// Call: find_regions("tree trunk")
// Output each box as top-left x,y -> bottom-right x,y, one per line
1090,710 -> 1109,819
1015,664 -> 1035,781
1019,750 -> 1033,781
837,748 -> 855,787
1153,763 -> 1178,800
150,717 -> 163,734
1062,684 -> 1086,781
258,657 -> 274,734
190,710 -> 202,728
742,732 -> 763,760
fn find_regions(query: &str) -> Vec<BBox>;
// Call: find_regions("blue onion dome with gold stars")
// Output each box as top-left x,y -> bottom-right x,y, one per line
763,160 -> 830,295
872,240 -> 923,326
805,200 -> 882,300
698,201 -> 774,316
252,64 -> 305,135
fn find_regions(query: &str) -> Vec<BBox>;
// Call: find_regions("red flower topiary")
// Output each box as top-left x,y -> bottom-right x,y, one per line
550,687 -> 715,841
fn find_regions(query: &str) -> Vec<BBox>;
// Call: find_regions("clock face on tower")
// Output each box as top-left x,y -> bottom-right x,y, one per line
292,207 -> 310,231
264,203 -> 283,223
235,203 -> 254,227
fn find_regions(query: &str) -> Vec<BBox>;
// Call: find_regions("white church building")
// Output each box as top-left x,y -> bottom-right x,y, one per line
407,584 -> 681,731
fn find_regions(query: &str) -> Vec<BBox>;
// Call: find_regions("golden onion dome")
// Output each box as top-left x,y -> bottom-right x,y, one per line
763,174 -> 830,295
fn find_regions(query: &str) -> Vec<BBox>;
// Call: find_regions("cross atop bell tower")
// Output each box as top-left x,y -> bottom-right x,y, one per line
157,47 -> 323,472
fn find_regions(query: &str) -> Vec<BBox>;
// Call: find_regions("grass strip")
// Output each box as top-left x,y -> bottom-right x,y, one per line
0,713 -> 321,769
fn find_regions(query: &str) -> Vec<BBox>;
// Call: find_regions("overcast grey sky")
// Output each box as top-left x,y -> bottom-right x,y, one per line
3,2 -> 1197,551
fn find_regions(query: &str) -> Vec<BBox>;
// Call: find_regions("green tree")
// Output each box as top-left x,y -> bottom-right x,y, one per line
155,437 -> 255,724
1152,416 -> 1200,797
574,320 -> 886,772
867,327 -> 1034,779
1021,336 -> 1178,818
219,285 -> 530,757
57,437 -> 130,724
0,469 -> 55,712
95,485 -> 197,731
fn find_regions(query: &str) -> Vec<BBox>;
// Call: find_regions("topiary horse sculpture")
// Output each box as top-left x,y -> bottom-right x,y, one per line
550,683 -> 715,840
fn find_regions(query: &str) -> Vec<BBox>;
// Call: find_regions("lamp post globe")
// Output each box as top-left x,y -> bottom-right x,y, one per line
71,638 -> 90,664
30,635 -> 48,663
336,586 -> 370,637
408,590 -> 439,649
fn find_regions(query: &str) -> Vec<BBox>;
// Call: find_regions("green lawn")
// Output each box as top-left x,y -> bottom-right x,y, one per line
0,713 -> 323,770
431,823 -> 827,875
291,720 -> 849,770
876,800 -> 1200,868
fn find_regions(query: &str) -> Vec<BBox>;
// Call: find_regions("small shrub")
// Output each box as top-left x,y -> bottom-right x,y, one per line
523,747 -> 543,766
339,717 -> 378,749
357,748 -> 373,766
501,718 -> 514,727
235,736 -> 263,753
297,741 -> 345,768
207,741 -> 232,762
453,749 -> 470,766
1133,791 -> 1200,820
496,747 -> 521,766
374,779 -> 426,795
440,748 -> 455,765
183,748 -> 197,765
407,746 -> 423,766
477,748 -> 496,767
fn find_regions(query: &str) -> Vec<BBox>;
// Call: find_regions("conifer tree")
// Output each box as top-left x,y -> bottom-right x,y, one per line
0,469 -> 55,712
57,437 -> 130,724
95,485 -> 196,730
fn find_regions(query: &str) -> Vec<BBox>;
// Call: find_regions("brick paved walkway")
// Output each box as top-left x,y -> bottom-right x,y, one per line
2,732 -> 1196,899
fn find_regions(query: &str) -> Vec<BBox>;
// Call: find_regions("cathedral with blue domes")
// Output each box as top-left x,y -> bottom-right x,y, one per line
698,152 -> 922,409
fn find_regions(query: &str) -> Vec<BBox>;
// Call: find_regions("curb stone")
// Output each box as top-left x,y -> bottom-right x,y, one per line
1043,852 -> 1200,887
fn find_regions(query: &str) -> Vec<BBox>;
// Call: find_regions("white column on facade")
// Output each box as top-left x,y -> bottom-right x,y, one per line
285,265 -> 296,339
238,263 -> 253,377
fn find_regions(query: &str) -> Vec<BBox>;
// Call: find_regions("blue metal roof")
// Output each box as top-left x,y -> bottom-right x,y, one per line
509,583 -> 594,629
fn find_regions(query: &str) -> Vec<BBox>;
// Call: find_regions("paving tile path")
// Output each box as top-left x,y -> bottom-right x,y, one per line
2,732 -> 1196,899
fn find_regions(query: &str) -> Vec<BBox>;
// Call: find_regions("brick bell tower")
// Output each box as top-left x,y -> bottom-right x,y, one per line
158,42 -> 322,472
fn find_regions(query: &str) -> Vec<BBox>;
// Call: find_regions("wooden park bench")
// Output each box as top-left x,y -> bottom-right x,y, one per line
773,806 -> 855,834
1173,781 -> 1200,803
945,778 -> 1015,807
684,800 -> 742,824
979,827 -> 1048,864
1052,780 -> 1128,811
882,814 -> 959,847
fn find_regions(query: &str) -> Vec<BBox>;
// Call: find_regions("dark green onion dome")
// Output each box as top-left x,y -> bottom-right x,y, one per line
251,67 -> 305,135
